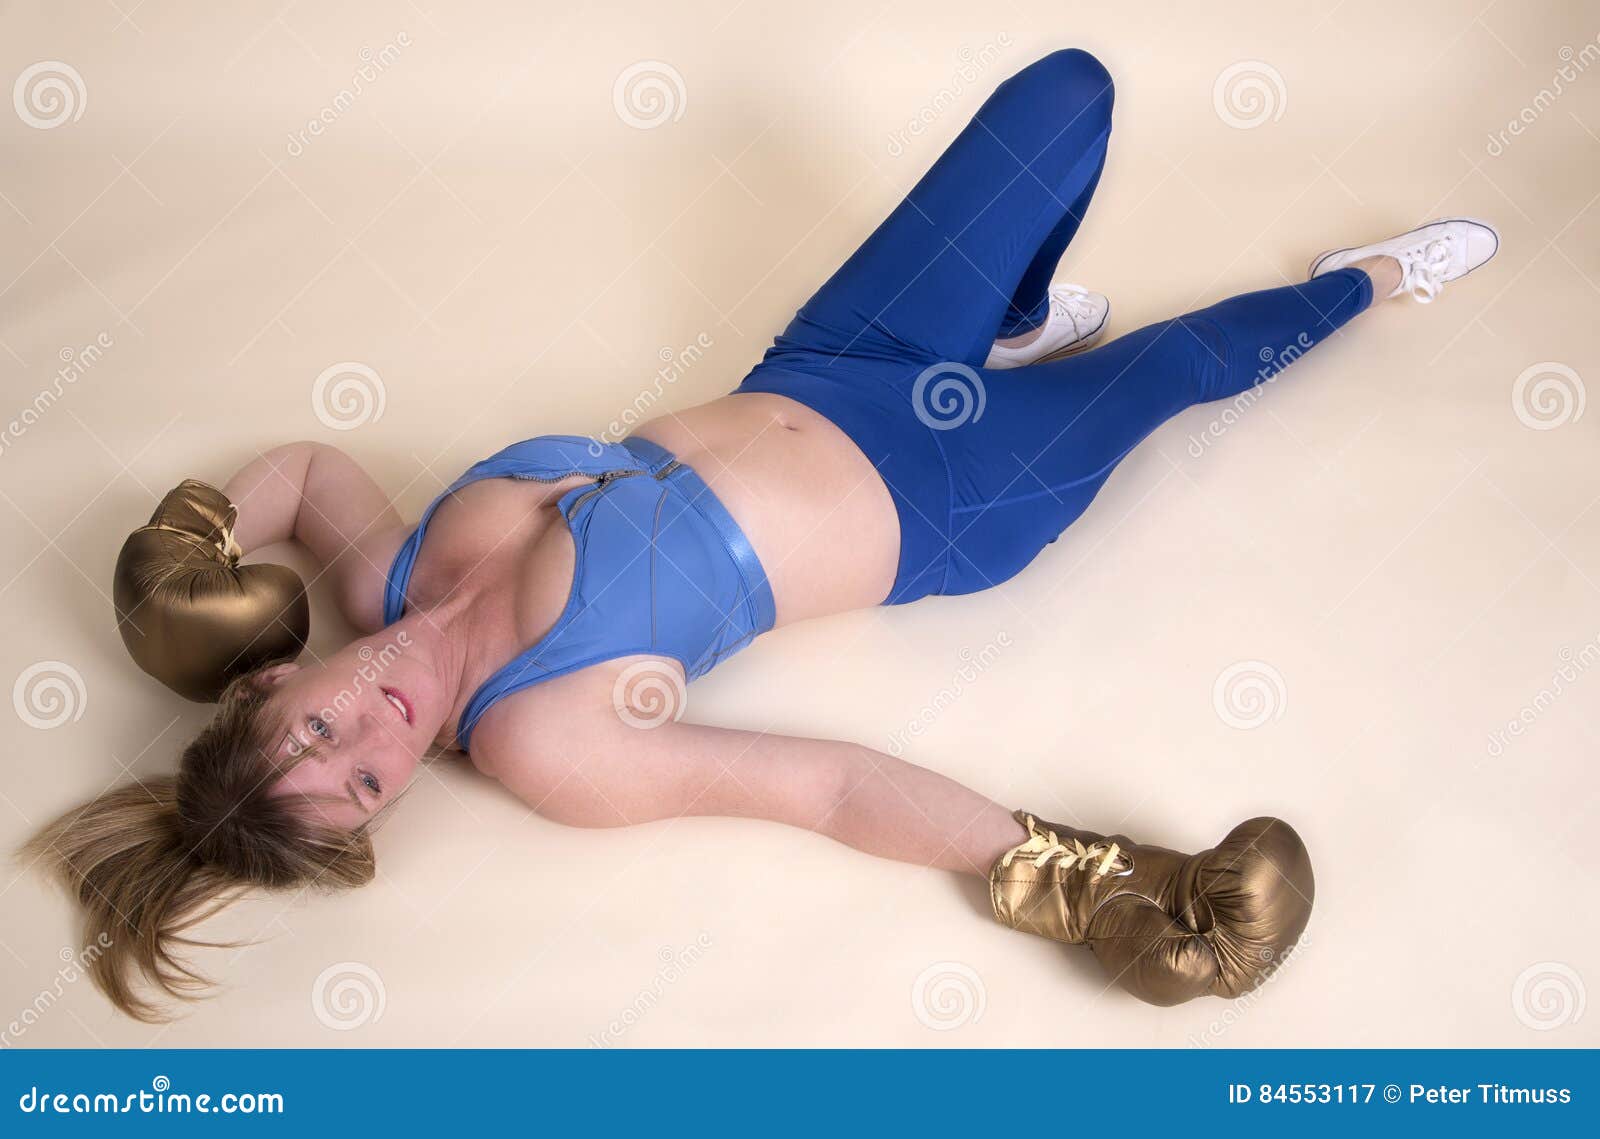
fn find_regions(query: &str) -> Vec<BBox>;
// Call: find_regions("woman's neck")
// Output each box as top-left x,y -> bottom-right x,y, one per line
390,593 -> 477,751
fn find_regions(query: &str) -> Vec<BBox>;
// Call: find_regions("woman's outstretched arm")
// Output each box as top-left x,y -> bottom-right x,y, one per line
480,693 -> 1026,877
222,441 -> 405,631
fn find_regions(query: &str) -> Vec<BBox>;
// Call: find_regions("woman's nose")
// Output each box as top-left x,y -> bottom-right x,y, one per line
358,704 -> 398,743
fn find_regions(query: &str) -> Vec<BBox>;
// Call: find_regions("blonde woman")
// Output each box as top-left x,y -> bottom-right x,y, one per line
28,48 -> 1496,1019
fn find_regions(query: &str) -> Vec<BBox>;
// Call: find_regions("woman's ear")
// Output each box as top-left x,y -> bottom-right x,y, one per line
255,662 -> 301,688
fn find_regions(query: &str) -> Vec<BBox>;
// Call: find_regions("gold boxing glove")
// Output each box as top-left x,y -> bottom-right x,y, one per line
113,479 -> 309,702
990,811 -> 1314,1006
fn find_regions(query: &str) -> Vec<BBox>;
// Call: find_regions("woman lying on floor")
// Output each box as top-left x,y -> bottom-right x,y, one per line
28,48 -> 1497,1018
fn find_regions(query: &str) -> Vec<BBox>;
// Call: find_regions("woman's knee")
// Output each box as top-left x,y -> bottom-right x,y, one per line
1018,48 -> 1115,120
1172,315 -> 1238,402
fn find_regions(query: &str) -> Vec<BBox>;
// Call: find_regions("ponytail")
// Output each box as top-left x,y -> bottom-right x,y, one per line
22,669 -> 375,1020
23,777 -> 236,1020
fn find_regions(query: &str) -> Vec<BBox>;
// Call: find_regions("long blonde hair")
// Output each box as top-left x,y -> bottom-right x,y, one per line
21,668 -> 375,1021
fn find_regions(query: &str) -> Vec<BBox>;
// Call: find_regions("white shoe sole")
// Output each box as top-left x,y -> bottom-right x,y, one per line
1307,216 -> 1501,284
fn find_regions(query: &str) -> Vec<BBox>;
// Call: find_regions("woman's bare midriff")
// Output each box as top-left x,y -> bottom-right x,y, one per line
632,392 -> 900,625
393,392 -> 901,753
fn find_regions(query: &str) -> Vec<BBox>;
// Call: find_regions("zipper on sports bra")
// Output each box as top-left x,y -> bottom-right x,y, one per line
564,461 -> 681,518
510,466 -> 638,484
565,468 -> 641,518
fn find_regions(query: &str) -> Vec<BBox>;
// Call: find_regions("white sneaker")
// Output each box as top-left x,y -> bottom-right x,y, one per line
985,284 -> 1110,368
1308,217 -> 1499,304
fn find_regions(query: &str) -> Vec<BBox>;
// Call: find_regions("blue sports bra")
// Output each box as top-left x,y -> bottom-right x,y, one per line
382,435 -> 776,752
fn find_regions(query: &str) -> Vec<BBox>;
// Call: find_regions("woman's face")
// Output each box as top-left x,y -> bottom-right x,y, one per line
262,633 -> 445,829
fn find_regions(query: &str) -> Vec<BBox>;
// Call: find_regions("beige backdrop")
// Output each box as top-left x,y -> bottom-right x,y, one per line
2,0 -> 1597,1047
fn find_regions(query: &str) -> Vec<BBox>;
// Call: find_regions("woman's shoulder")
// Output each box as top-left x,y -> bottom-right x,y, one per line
341,521 -> 414,633
463,663 -> 625,779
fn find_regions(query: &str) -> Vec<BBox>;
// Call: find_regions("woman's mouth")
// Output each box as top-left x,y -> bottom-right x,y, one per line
380,686 -> 413,725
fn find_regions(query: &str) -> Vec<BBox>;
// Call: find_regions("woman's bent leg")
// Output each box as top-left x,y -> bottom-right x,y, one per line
767,49 -> 1115,368
994,145 -> 1109,338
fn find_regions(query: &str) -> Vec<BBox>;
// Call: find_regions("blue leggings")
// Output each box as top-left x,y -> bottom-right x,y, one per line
735,49 -> 1373,603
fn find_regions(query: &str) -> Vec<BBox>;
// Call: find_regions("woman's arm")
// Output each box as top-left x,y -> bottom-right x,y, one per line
221,441 -> 406,632
485,698 -> 1025,877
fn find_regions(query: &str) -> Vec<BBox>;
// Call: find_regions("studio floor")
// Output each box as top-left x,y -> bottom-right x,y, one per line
2,0 -> 1597,1046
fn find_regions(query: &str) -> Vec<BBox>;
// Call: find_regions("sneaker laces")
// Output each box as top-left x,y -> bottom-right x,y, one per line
1400,237 -> 1453,304
1050,285 -> 1099,331
1001,815 -> 1130,878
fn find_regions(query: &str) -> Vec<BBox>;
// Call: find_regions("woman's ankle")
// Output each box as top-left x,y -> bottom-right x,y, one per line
1346,254 -> 1402,300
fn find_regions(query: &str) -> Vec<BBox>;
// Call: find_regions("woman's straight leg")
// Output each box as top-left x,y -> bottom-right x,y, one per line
932,268 -> 1375,595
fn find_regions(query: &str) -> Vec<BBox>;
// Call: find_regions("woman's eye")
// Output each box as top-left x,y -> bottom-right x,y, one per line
360,772 -> 381,795
309,717 -> 331,739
